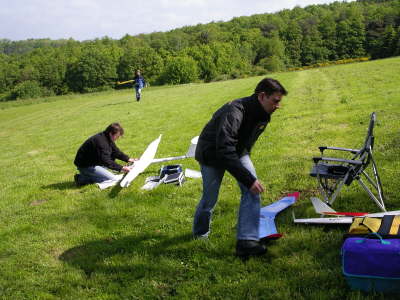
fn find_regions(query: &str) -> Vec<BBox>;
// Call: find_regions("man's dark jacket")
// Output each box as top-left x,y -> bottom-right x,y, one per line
195,94 -> 271,189
74,131 -> 129,171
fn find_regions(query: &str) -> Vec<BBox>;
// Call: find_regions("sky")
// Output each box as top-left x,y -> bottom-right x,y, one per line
1,0 -> 355,41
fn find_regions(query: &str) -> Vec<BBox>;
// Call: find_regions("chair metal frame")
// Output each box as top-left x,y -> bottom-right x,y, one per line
310,112 -> 386,212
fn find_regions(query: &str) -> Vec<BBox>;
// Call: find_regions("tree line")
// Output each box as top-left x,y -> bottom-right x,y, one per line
0,0 -> 399,101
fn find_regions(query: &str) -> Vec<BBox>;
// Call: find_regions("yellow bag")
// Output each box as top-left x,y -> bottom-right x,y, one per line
347,215 -> 400,237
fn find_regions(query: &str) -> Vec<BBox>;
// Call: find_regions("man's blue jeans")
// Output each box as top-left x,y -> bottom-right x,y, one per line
193,155 -> 261,240
77,166 -> 120,184
135,87 -> 142,101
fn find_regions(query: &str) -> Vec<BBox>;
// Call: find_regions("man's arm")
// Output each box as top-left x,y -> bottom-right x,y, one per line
215,109 -> 258,190
111,142 -> 130,163
98,147 -> 125,171
94,137 -> 125,171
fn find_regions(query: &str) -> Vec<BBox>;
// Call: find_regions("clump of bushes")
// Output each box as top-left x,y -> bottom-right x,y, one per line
10,80 -> 53,100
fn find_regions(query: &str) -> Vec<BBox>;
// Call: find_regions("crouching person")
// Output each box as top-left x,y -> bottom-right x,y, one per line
73,122 -> 136,186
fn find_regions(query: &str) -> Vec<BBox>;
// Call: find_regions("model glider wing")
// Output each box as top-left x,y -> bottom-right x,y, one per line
120,135 -> 162,188
258,192 -> 299,240
117,80 -> 134,85
293,216 -> 353,224
294,197 -> 400,225
366,210 -> 400,218
293,211 -> 400,225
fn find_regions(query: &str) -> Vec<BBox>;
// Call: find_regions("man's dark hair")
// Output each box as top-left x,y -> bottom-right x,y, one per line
105,122 -> 124,136
254,78 -> 288,96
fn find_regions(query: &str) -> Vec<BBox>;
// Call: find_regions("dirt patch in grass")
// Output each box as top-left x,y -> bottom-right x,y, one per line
30,199 -> 48,206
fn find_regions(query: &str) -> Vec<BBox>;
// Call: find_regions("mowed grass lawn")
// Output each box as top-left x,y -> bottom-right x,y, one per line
0,57 -> 399,299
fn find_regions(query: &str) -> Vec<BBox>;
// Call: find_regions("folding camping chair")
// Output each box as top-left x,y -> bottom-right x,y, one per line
310,112 -> 386,212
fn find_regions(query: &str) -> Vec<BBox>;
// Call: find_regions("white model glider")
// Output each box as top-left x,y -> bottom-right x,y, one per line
119,135 -> 199,188
293,197 -> 400,224
120,135 -> 162,187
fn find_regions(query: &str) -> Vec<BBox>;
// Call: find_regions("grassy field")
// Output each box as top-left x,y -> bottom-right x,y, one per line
0,56 -> 399,299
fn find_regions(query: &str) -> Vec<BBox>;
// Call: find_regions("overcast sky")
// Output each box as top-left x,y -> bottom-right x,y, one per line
1,0 -> 355,41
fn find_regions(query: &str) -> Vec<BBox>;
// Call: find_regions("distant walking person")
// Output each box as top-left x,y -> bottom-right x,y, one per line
133,70 -> 146,101
73,123 -> 137,186
193,78 -> 288,258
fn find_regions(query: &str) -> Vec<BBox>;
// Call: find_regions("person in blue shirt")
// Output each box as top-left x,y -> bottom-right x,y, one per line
133,70 -> 146,101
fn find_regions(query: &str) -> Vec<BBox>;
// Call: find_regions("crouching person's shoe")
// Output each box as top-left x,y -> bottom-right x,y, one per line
236,240 -> 266,258
74,174 -> 85,187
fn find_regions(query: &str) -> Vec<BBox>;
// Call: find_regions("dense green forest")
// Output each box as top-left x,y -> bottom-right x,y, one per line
1,0 -> 399,101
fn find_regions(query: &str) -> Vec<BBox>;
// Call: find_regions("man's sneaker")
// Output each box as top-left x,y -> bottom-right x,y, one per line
193,234 -> 209,240
74,174 -> 84,187
236,240 -> 266,258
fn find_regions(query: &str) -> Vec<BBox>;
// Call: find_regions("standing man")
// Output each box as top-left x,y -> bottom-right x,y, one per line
193,78 -> 288,258
74,123 -> 136,186
133,70 -> 146,101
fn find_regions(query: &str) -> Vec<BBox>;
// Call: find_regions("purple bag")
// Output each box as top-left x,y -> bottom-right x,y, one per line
342,233 -> 400,293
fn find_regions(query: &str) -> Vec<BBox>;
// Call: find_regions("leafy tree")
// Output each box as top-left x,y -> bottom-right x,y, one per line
117,46 -> 164,84
336,8 -> 366,58
282,21 -> 303,68
146,32 -> 169,51
379,25 -> 399,57
165,30 -> 192,52
66,44 -> 120,93
211,42 -> 252,78
10,80 -> 52,100
182,45 -> 217,82
318,14 -> 338,61
257,55 -> 285,72
27,47 -> 69,94
254,33 -> 286,65
119,35 -> 149,49
238,28 -> 263,64
301,28 -> 330,65
0,54 -> 20,94
159,56 -> 199,85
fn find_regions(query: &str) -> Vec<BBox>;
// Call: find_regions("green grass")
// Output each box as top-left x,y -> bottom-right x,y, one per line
1,57 -> 400,299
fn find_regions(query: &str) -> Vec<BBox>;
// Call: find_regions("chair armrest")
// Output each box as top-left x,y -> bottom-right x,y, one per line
313,156 -> 363,165
318,146 -> 359,154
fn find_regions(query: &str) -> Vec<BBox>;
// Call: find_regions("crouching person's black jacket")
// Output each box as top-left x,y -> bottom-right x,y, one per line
74,131 -> 129,172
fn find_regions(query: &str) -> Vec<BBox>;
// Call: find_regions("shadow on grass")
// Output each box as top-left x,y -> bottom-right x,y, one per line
101,101 -> 131,107
59,233 -> 201,277
43,181 -> 77,190
108,183 -> 122,198
108,170 -> 158,198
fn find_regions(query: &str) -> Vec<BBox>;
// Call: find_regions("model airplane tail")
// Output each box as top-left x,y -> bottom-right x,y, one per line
311,197 -> 369,217
311,197 -> 336,214
151,136 -> 198,163
259,192 -> 299,240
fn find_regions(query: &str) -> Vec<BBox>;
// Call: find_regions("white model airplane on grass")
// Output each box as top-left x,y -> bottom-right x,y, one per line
293,197 -> 400,224
119,135 -> 199,188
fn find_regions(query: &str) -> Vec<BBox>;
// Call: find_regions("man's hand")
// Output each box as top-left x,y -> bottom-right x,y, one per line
128,158 -> 138,163
250,180 -> 265,194
121,166 -> 132,173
